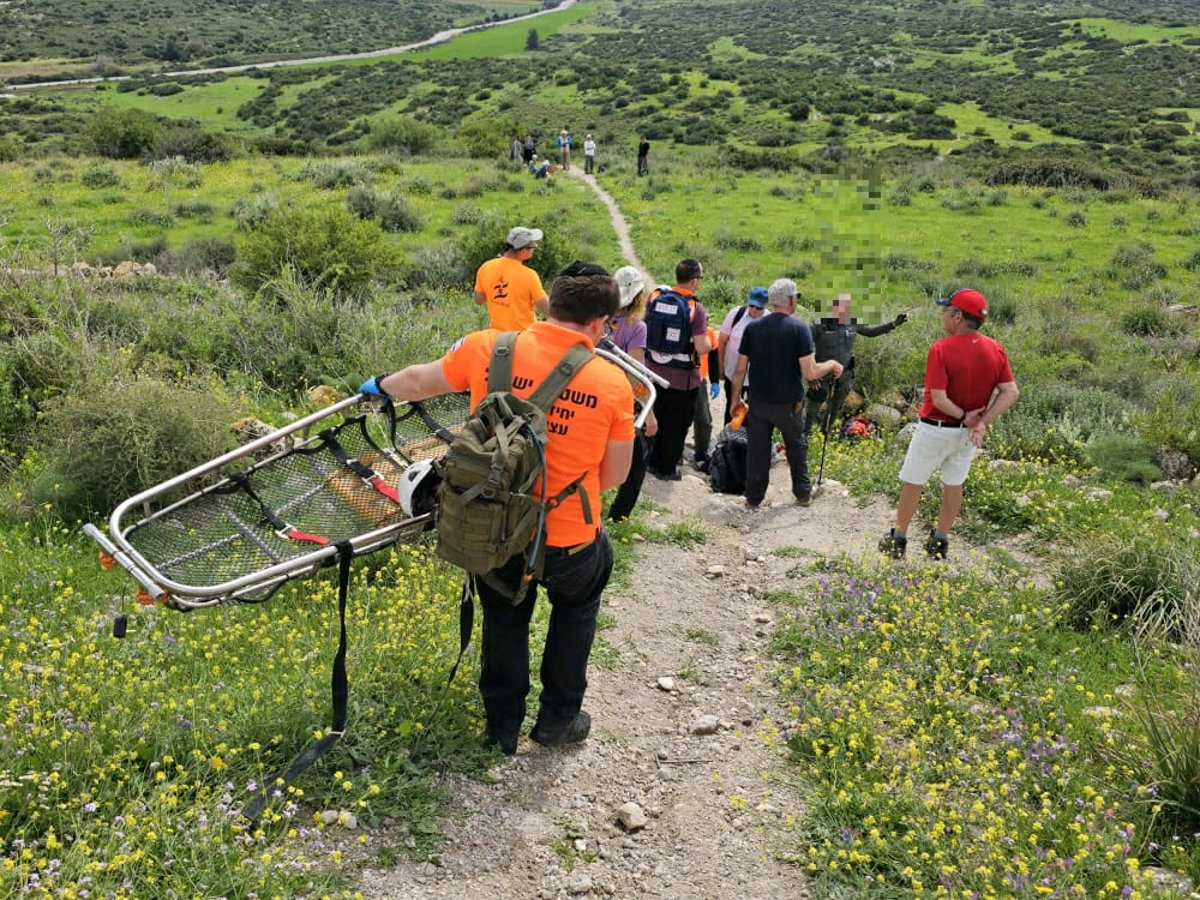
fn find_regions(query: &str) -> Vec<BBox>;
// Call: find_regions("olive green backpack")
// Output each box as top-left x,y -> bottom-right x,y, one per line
434,331 -> 594,602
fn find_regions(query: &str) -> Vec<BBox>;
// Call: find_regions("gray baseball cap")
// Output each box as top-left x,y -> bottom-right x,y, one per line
506,226 -> 544,249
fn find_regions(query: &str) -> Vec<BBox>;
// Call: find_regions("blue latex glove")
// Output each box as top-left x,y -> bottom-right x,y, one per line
359,374 -> 389,398
709,381 -> 720,400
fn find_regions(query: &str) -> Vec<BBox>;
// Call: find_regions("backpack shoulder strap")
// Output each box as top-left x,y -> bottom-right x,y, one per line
527,342 -> 594,411
732,305 -> 747,328
487,332 -> 520,393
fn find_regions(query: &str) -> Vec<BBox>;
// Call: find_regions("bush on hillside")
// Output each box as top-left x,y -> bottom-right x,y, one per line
1120,305 -> 1183,338
369,116 -> 442,156
152,125 -> 233,163
346,187 -> 423,233
233,204 -> 393,300
1086,433 -> 1162,484
84,107 -> 160,159
1057,535 -> 1200,643
32,375 -> 238,521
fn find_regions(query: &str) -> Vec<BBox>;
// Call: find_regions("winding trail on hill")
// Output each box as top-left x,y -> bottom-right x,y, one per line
344,174 -> 911,898
4,0 -> 577,91
566,168 -> 647,277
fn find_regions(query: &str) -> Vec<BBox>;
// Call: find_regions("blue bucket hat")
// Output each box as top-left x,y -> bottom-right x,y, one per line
747,286 -> 769,308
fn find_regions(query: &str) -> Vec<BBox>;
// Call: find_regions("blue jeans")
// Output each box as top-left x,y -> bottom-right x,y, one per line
477,532 -> 614,744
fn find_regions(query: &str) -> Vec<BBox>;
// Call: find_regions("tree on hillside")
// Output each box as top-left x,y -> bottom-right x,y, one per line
84,107 -> 160,159
526,28 -> 540,51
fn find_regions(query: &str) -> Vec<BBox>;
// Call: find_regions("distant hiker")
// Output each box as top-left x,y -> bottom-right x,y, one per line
533,157 -> 552,179
511,134 -> 524,163
729,278 -> 842,509
523,133 -> 537,164
717,286 -> 768,423
583,133 -> 597,174
637,136 -> 650,176
644,259 -> 711,480
558,129 -> 572,170
807,292 -> 908,434
880,288 -> 1018,560
369,263 -> 635,754
607,266 -> 659,522
473,226 -> 550,331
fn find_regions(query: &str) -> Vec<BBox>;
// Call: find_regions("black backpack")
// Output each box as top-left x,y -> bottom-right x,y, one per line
708,425 -> 748,494
645,289 -> 696,369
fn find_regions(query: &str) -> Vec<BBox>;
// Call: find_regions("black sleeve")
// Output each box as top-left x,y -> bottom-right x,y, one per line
855,321 -> 895,337
706,348 -> 719,379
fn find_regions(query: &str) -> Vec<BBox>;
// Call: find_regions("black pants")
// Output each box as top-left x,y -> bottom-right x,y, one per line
744,399 -> 809,505
477,532 -> 614,745
637,155 -> 648,176
692,379 -> 713,460
647,385 -> 696,475
585,155 -> 595,174
608,430 -> 648,522
806,372 -> 852,433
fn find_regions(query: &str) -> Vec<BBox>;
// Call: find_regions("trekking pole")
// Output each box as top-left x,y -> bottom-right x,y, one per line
815,377 -> 837,489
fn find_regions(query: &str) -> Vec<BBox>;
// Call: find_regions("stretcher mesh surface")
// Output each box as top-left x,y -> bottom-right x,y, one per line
122,395 -> 468,598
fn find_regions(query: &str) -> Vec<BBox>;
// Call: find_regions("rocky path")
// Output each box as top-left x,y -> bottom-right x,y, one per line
356,461 -> 892,898
353,162 -> 896,898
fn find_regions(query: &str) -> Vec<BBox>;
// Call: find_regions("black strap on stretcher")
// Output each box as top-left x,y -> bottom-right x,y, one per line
319,428 -> 401,505
243,540 -> 353,821
229,472 -> 329,546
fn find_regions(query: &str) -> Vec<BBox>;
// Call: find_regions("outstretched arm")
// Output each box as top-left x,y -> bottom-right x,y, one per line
378,361 -> 454,402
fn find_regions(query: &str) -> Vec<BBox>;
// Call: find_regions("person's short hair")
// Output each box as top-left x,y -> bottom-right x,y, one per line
767,278 -> 797,309
675,258 -> 702,284
549,262 -> 619,324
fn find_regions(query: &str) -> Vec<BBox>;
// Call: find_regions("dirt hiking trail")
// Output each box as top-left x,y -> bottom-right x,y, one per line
358,469 -> 893,899
355,171 -> 895,898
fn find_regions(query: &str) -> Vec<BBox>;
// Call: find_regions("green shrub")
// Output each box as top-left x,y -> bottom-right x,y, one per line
406,243 -> 469,289
1065,209 -> 1087,227
80,167 -> 121,189
230,194 -> 278,230
126,207 -> 174,228
162,237 -> 237,276
369,117 -> 442,156
1113,662 -> 1200,833
1085,432 -> 1162,483
296,159 -> 372,190
346,187 -> 423,234
234,203 -> 392,299
32,375 -> 238,520
84,106 -> 160,159
171,199 -> 214,221
1120,304 -> 1182,337
1057,535 -> 1200,642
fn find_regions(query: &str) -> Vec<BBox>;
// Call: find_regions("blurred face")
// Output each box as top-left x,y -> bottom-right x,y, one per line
833,293 -> 851,320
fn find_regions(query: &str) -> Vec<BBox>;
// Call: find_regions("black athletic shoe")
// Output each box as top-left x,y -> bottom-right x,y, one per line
649,468 -> 681,482
530,711 -> 592,748
924,530 -> 949,560
878,529 -> 907,559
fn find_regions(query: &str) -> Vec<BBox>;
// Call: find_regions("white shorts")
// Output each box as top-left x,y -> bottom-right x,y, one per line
898,422 -> 976,487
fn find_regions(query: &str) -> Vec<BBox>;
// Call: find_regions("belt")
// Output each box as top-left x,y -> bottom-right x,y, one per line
547,536 -> 598,557
920,417 -> 965,428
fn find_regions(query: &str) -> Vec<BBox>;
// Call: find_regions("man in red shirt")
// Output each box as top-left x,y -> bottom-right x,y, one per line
880,288 -> 1019,559
370,264 -> 634,754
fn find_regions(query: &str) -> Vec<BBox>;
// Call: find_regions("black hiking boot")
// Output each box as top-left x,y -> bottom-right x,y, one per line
878,529 -> 907,559
530,711 -> 592,748
923,530 -> 949,560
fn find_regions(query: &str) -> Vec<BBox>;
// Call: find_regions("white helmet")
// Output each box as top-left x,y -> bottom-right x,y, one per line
399,459 -> 440,517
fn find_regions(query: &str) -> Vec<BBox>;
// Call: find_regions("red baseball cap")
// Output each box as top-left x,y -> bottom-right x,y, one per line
937,288 -> 988,320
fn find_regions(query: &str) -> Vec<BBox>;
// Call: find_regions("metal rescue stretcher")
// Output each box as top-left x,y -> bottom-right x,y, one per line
84,338 -> 664,611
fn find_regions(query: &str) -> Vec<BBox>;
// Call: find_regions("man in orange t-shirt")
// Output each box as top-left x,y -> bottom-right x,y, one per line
473,225 -> 550,331
374,263 -> 634,755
